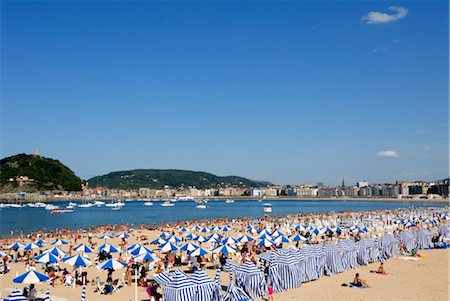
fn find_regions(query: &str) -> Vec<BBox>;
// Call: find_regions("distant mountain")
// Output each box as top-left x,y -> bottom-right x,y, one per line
88,169 -> 271,190
0,153 -> 82,192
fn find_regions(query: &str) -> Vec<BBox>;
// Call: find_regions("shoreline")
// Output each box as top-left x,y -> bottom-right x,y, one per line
1,195 -> 449,203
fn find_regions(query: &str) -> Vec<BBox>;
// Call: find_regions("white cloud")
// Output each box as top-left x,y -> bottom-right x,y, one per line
362,6 -> 408,24
376,150 -> 400,158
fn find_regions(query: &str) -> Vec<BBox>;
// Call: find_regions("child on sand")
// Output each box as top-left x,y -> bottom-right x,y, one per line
268,284 -> 274,301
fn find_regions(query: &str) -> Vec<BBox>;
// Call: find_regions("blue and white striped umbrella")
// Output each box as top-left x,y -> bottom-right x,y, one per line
127,243 -> 141,251
98,243 -> 119,253
51,239 -> 68,246
271,230 -> 284,238
211,226 -> 221,232
290,234 -> 306,241
185,233 -> 198,240
180,242 -> 199,252
73,244 -> 93,253
210,233 -> 223,240
160,232 -> 171,238
213,245 -> 236,255
257,239 -> 274,247
238,235 -> 254,243
80,285 -> 86,301
43,247 -> 66,258
222,225 -> 232,232
4,289 -> 27,301
166,235 -> 182,243
189,247 -> 210,257
129,245 -> 153,256
35,239 -> 47,245
206,236 -> 221,244
200,227 -> 211,233
150,237 -> 167,244
180,227 -> 189,232
8,242 -> 25,250
34,252 -> 60,264
221,237 -> 238,245
97,258 -> 127,270
274,235 -> 291,244
24,242 -> 41,251
133,252 -> 159,262
63,254 -> 92,267
160,242 -> 180,253
13,270 -> 50,284
99,234 -> 113,240
195,235 -> 208,243
116,232 -> 130,239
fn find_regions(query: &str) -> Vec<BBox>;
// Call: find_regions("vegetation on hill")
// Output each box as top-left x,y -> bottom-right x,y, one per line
0,154 -> 82,192
88,169 -> 271,190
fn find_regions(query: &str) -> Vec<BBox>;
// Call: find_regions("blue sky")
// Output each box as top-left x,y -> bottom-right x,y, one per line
1,1 -> 448,185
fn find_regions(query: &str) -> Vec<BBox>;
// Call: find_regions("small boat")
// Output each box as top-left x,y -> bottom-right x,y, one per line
50,208 -> 74,214
225,199 -> 235,204
94,201 -> 105,207
161,201 -> 175,207
66,205 -> 75,209
144,201 -> 154,206
78,203 -> 93,208
263,203 -> 273,213
35,202 -> 47,207
9,203 -> 25,208
45,204 -> 60,210
196,204 -> 207,209
111,207 -> 121,211
68,202 -> 78,207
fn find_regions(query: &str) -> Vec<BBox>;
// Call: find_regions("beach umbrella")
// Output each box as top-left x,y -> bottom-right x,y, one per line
133,252 -> 159,263
160,242 -> 180,253
51,239 -> 69,246
189,247 -> 210,257
34,252 -> 60,264
129,245 -> 153,256
222,225 -> 231,232
213,245 -> 236,255
99,234 -> 113,240
180,227 -> 189,232
210,233 -> 223,240
271,230 -> 283,238
258,229 -> 271,236
8,242 -> 25,250
206,236 -> 221,244
150,237 -> 167,245
259,233 -> 273,240
290,234 -> 306,241
43,247 -> 66,258
13,270 -> 49,284
80,285 -> 86,301
73,244 -> 93,253
211,226 -> 221,232
185,233 -> 198,240
200,227 -> 210,233
257,239 -> 274,247
117,232 -> 131,239
63,254 -> 92,267
166,235 -> 182,243
98,243 -> 119,253
159,231 -> 171,238
195,235 -> 208,243
23,242 -> 41,251
192,225 -> 201,231
35,239 -> 47,245
238,235 -> 254,243
96,258 -> 127,270
127,243 -> 141,251
44,289 -> 50,301
221,237 -> 239,245
295,224 -> 306,231
180,242 -> 199,252
274,235 -> 291,244
4,289 -> 27,301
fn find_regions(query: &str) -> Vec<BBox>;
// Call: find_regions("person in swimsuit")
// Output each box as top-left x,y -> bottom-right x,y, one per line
353,273 -> 369,288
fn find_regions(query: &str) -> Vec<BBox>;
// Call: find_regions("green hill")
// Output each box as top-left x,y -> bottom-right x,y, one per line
88,169 -> 271,190
0,153 -> 82,192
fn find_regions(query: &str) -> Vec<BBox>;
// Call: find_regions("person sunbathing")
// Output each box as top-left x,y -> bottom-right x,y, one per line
371,262 -> 387,274
352,273 -> 370,288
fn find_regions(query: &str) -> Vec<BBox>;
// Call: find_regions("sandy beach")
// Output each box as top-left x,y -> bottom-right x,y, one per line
1,221 -> 449,301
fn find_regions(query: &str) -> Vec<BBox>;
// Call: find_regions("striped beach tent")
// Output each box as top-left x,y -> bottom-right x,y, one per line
416,229 -> 433,249
191,269 -> 217,301
323,243 -> 344,275
223,260 -> 240,272
4,289 -> 27,301
153,272 -> 173,286
212,267 -> 224,301
234,260 -> 267,299
163,270 -> 197,301
80,285 -> 86,301
44,289 -> 50,301
223,272 -> 250,301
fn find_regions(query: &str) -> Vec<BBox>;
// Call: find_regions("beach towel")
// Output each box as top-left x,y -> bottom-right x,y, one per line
370,270 -> 389,275
341,282 -> 367,289
398,256 -> 420,261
